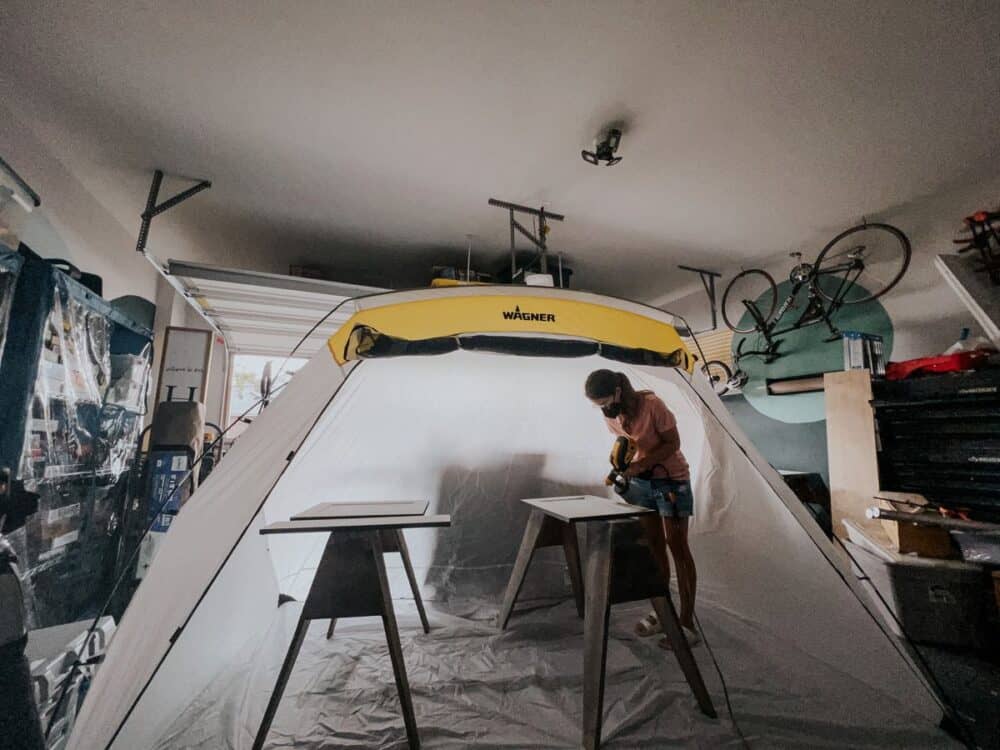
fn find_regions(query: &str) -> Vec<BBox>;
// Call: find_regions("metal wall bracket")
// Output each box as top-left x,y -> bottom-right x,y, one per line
136,169 -> 211,254
677,264 -> 722,332
488,197 -> 565,280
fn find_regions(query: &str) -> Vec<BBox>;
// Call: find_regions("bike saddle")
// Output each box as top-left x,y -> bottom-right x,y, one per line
789,262 -> 812,283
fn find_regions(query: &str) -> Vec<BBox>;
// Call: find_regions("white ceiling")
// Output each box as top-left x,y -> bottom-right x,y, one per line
1,1 -> 998,299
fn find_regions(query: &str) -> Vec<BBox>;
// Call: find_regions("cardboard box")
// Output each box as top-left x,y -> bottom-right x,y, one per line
892,521 -> 956,558
877,493 -> 956,559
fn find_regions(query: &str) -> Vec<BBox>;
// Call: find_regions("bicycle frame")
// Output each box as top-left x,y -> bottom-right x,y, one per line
735,261 -> 864,363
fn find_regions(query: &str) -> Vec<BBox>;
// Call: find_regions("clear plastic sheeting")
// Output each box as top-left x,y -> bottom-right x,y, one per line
20,274 -> 113,485
71,351 -> 954,749
0,246 -> 23,363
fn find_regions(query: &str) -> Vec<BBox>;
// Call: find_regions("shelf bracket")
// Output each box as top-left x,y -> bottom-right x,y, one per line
488,197 -> 565,280
136,169 -> 211,255
677,264 -> 722,333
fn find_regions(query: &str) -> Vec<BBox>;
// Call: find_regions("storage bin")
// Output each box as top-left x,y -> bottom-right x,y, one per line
844,540 -> 989,647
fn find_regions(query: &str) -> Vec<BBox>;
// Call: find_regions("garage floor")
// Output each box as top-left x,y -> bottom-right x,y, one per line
918,645 -> 1000,749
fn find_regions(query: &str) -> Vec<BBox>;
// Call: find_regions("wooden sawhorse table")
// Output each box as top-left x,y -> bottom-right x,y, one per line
499,495 -> 717,750
292,502 -> 433,637
497,504 -> 585,627
253,509 -> 450,750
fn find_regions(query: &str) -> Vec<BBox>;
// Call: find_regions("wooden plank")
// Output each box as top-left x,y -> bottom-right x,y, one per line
292,500 -> 429,520
260,515 -> 450,534
561,522 -> 585,619
823,370 -> 889,544
373,532 -> 421,749
650,597 -> 716,718
496,509 -> 548,630
582,522 -> 613,750
521,495 -> 653,523
394,530 -> 431,634
252,617 -> 310,750
301,533 -> 382,620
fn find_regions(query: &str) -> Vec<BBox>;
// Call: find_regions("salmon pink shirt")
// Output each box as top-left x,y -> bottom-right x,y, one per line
605,391 -> 690,481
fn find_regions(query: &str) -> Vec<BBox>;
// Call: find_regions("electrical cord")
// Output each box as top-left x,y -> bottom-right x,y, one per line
270,296 -> 357,385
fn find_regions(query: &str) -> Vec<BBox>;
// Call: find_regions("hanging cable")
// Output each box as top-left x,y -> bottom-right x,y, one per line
270,291 -> 385,386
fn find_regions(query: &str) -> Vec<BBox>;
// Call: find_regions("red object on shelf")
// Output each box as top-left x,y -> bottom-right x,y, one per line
886,350 -> 991,380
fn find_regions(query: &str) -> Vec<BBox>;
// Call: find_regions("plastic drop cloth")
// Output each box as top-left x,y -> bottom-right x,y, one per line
153,596 -> 952,749
79,352 -> 956,749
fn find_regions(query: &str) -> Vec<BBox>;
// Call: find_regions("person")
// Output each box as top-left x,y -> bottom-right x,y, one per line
585,369 -> 700,649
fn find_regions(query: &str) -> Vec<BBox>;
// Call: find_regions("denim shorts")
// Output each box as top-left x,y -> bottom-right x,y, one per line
620,478 -> 694,518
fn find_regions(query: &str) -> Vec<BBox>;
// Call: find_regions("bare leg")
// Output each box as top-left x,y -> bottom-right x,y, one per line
663,517 -> 696,629
634,514 -> 672,635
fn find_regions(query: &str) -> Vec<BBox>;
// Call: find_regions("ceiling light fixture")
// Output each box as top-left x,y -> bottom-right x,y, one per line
581,128 -> 623,167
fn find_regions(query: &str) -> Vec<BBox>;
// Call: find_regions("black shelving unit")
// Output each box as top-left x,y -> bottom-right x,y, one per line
872,368 -> 1000,520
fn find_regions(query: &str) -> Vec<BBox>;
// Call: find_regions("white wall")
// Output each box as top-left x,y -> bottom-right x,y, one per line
659,165 -> 1000,360
0,103 -> 229,428
0,103 -> 158,301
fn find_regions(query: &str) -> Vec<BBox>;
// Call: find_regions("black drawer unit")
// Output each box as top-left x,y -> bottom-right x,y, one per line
872,369 -> 1000,516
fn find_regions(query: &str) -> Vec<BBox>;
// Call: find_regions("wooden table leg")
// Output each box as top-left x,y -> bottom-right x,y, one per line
582,521 -> 613,750
253,615 -> 310,750
373,532 -> 421,750
636,521 -> 718,719
328,530 -> 430,637
497,508 -> 547,630
649,596 -> 717,718
395,529 -> 431,634
561,522 -> 585,619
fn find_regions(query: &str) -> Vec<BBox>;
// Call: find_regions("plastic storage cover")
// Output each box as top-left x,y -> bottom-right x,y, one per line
70,350 -> 953,749
0,246 -> 24,364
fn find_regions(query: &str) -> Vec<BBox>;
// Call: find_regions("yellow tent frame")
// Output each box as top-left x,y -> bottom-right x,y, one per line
327,293 -> 692,369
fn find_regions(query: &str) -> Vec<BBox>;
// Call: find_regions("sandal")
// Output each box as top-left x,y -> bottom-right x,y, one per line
635,611 -> 662,637
658,625 -> 701,650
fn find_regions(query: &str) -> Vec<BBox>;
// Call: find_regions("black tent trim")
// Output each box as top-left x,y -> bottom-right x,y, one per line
345,325 -> 688,369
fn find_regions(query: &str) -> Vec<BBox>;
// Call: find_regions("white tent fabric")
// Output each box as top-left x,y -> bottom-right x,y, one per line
68,291 -> 952,749
67,353 -> 351,750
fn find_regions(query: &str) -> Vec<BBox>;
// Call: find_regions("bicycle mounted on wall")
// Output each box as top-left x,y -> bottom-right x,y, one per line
721,222 -> 911,386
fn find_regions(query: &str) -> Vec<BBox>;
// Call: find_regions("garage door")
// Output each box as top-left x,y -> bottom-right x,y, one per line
167,260 -> 384,357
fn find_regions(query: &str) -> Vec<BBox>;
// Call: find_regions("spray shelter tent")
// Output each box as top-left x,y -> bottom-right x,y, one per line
68,286 -> 954,749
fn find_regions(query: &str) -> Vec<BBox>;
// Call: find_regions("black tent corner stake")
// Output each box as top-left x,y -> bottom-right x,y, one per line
136,169 -> 212,255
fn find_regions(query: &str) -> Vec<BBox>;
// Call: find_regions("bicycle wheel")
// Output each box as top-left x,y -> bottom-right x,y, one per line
702,360 -> 733,396
721,269 -> 778,333
814,222 -> 911,305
